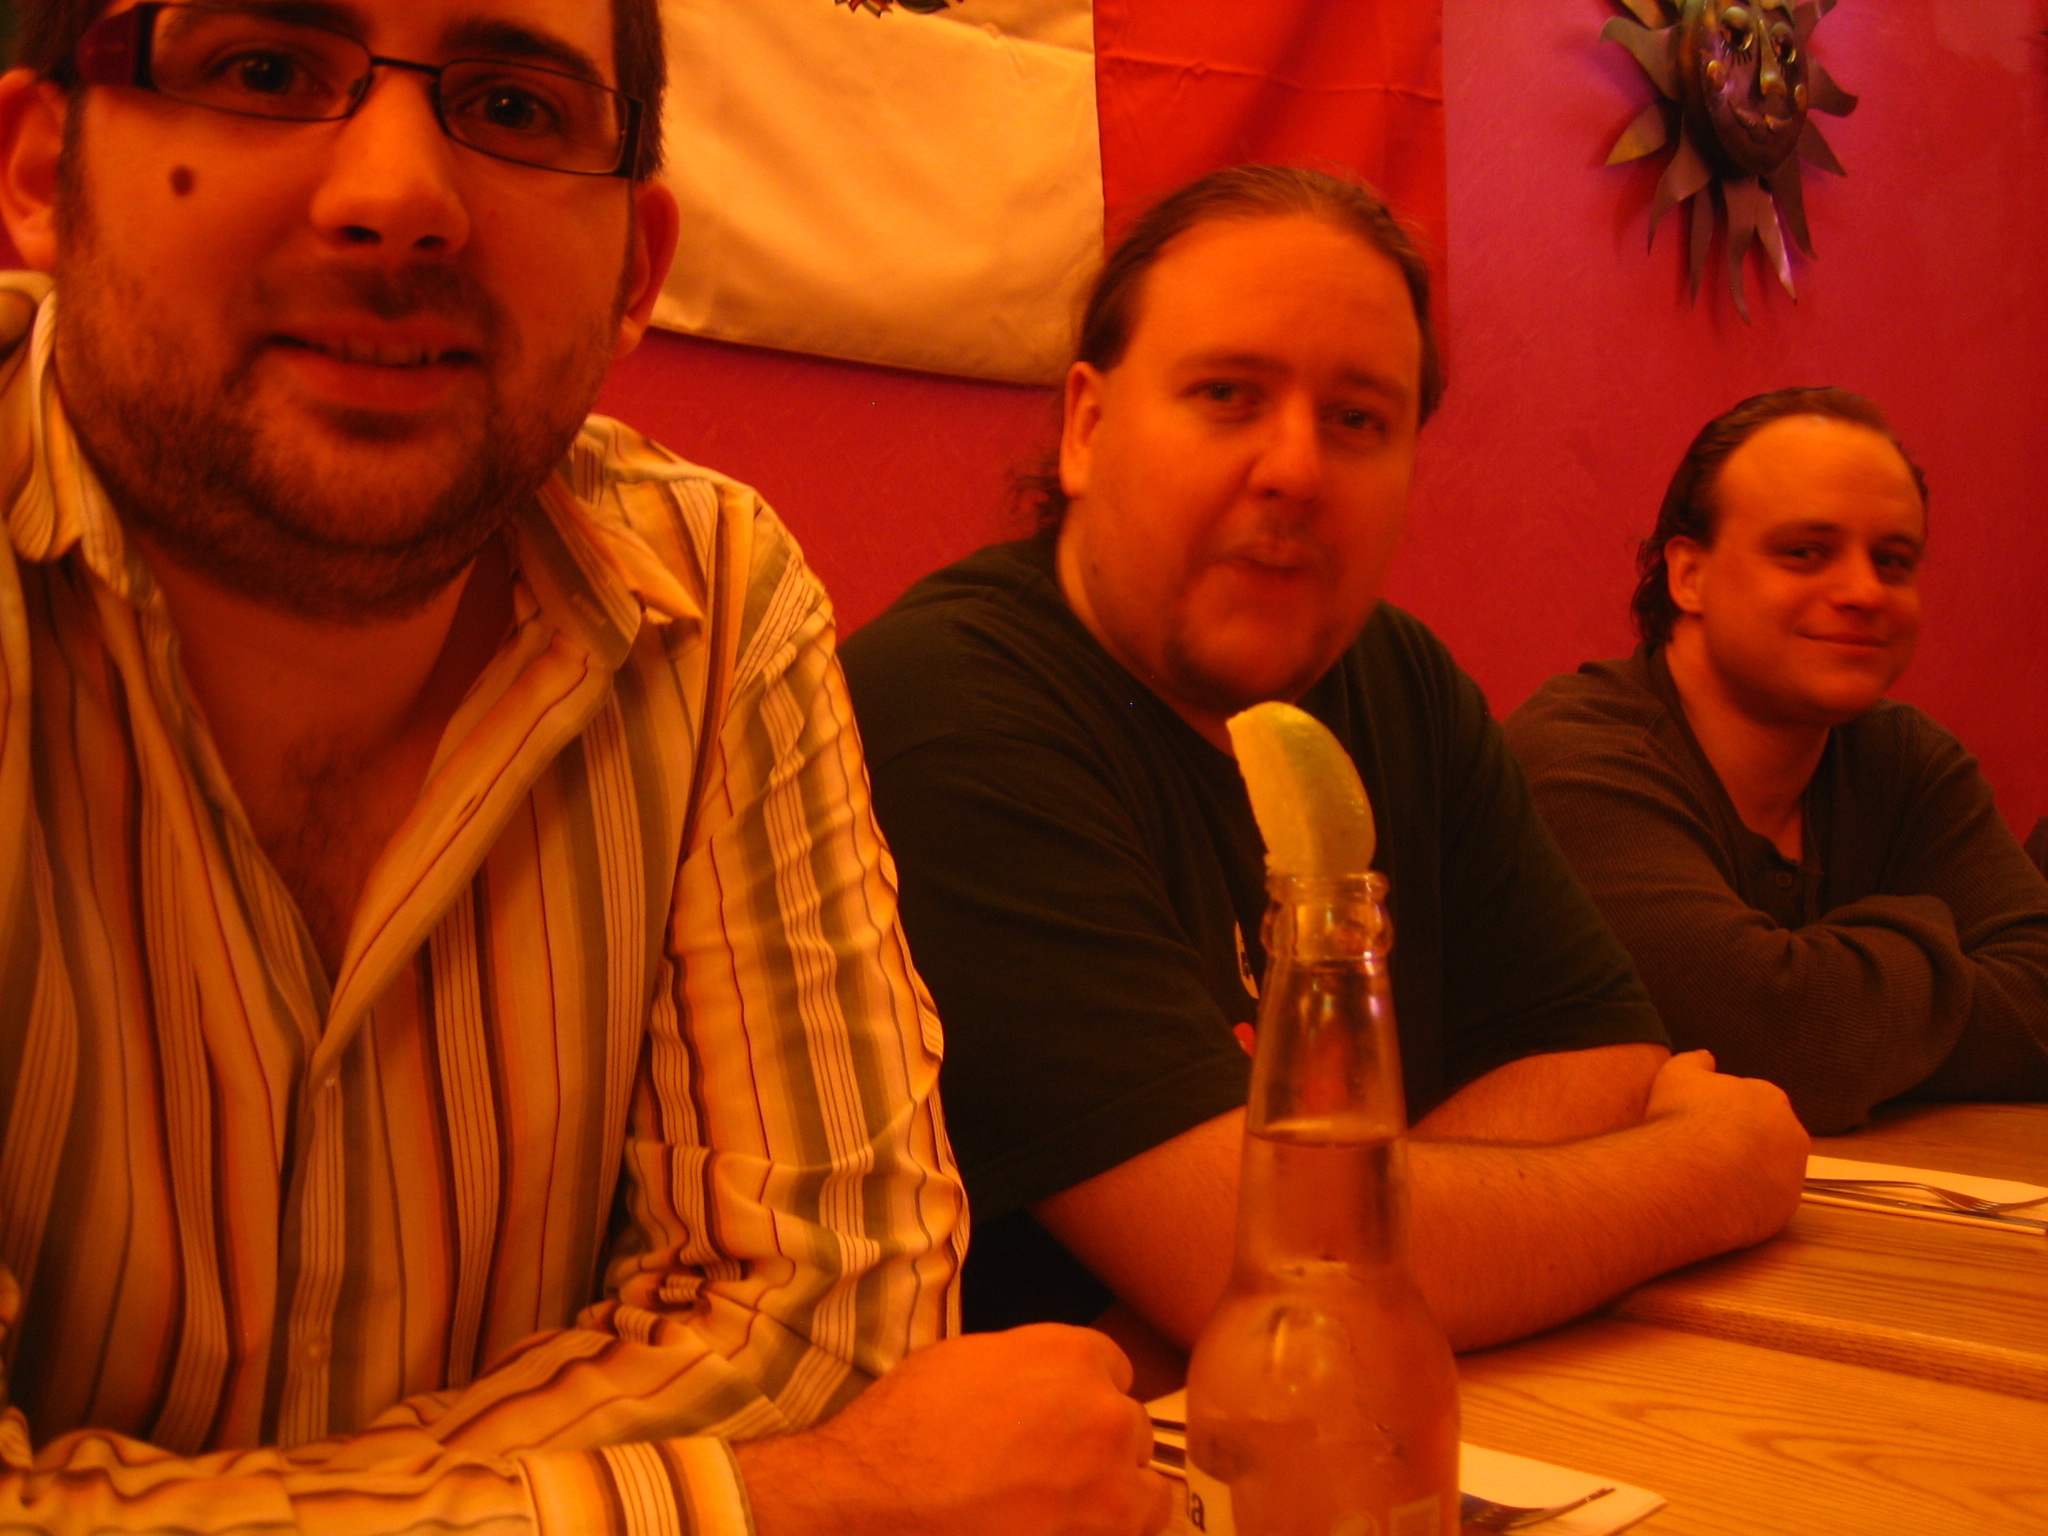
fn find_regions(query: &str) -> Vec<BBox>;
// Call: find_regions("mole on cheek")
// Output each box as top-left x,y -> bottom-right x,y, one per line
169,166 -> 195,197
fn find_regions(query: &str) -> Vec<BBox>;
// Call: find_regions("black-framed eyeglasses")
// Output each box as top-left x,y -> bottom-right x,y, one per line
73,3 -> 645,178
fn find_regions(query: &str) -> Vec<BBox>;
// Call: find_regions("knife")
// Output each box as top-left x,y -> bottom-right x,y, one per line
1804,1185 -> 2048,1231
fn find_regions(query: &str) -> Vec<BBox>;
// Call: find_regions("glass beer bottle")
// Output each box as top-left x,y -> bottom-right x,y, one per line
1184,871 -> 1459,1536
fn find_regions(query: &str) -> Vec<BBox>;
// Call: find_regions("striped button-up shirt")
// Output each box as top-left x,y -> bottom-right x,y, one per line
0,275 -> 964,1536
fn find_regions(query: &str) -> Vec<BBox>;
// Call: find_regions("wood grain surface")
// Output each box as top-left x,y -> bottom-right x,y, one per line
1609,1198 -> 2048,1398
1809,1102 -> 2048,1186
1458,1319 -> 2048,1535
1604,1103 -> 2048,1399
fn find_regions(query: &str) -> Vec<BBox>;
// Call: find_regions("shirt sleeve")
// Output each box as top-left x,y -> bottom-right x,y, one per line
584,508 -> 967,1426
0,1368 -> 754,1536
0,497 -> 962,1536
1508,690 -> 2048,1133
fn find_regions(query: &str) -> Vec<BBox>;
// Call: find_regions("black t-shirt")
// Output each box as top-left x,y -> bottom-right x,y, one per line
842,536 -> 1666,1331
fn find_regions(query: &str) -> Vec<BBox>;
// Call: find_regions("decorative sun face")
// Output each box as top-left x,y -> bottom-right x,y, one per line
1695,0 -> 1809,172
1604,0 -> 1858,319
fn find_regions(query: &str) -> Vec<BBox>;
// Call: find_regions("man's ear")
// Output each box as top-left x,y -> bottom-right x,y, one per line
1665,536 -> 1709,618
1059,361 -> 1106,500
0,70 -> 69,273
612,178 -> 680,360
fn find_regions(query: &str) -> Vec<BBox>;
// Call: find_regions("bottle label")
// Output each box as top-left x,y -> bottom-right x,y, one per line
1182,1473 -> 1443,1536
1183,1463 -> 1234,1535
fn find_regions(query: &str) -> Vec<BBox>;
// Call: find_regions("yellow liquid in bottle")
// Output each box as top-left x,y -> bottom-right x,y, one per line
1186,1124 -> 1458,1536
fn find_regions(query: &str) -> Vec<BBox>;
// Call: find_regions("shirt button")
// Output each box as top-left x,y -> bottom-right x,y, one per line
301,1339 -> 330,1364
1773,871 -> 1795,889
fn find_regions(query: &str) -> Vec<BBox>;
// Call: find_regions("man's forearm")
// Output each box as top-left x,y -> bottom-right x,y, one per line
1407,1058 -> 1805,1350
1037,1053 -> 1805,1360
1412,1043 -> 1667,1144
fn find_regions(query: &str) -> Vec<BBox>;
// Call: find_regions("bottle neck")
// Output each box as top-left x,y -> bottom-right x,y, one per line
1235,872 -> 1409,1274
1244,872 -> 1405,1141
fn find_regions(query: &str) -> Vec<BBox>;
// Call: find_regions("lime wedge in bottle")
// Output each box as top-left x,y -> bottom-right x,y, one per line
1226,701 -> 1377,875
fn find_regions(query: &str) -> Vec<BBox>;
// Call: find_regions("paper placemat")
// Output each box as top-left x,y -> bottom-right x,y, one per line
1147,1391 -> 1665,1534
1805,1155 -> 2048,1233
1462,1443 -> 1665,1534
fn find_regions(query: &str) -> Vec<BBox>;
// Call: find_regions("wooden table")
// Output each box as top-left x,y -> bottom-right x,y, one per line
1456,1102 -> 2048,1533
1811,1102 -> 2048,1185
1606,1103 -> 2048,1400
1459,1318 -> 2048,1535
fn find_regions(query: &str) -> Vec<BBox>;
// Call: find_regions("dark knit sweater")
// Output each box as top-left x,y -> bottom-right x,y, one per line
1505,649 -> 2048,1132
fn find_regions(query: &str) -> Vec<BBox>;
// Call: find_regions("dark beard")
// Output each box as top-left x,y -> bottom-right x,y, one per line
52,197 -> 611,625
73,345 -> 548,624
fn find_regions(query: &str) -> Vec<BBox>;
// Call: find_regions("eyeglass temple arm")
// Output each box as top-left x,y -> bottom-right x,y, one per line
614,95 -> 644,179
73,5 -> 160,91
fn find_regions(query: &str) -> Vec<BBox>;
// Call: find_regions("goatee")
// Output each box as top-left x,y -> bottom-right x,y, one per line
53,228 -> 610,625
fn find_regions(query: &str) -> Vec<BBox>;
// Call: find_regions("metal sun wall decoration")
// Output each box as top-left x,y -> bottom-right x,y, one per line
1603,0 -> 1858,320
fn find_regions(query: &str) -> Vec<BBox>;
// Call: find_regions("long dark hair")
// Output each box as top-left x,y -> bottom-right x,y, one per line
1632,387 -> 1929,648
1025,164 -> 1444,534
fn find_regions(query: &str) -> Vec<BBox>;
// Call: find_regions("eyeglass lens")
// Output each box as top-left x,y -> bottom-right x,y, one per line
147,6 -> 628,175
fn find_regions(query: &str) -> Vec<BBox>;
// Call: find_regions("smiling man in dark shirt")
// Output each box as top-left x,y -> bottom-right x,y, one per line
1508,387 -> 2048,1133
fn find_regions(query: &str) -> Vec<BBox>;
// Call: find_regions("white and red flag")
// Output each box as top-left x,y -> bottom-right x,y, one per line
654,0 -> 1446,384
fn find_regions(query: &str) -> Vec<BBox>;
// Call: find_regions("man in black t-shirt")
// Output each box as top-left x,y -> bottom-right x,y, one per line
844,168 -> 1808,1368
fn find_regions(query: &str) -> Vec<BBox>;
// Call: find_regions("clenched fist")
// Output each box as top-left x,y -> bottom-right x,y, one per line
738,1324 -> 1176,1536
1645,1048 -> 1809,1248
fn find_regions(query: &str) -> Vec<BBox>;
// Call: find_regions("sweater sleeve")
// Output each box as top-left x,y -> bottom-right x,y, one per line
1507,683 -> 2048,1133
1861,718 -> 2048,1111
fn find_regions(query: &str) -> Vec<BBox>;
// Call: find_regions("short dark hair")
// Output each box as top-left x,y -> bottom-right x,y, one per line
1028,164 -> 1444,534
13,0 -> 667,179
1632,386 -> 1929,649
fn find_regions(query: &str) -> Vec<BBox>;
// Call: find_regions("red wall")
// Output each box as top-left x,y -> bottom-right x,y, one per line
597,333 -> 1052,625
602,0 -> 2048,829
1403,0 -> 2048,832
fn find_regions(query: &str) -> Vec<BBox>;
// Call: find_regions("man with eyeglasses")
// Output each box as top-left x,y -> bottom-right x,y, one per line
0,4 -> 1171,1536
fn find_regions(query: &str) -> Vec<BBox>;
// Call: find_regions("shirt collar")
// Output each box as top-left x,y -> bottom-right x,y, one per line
510,440 -> 703,670
0,276 -> 156,606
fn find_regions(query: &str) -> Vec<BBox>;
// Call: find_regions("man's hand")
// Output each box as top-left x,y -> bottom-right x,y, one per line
1641,1048 -> 1809,1249
736,1325 -> 1176,1536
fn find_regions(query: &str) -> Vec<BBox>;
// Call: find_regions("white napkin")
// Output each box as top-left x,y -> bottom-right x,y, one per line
1804,1155 -> 2048,1233
1461,1444 -> 1665,1534
1147,1391 -> 1665,1535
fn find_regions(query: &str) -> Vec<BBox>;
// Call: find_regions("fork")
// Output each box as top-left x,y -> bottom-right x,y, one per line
1461,1486 -> 1616,1531
1803,1177 -> 2048,1215
1146,1431 -> 1615,1531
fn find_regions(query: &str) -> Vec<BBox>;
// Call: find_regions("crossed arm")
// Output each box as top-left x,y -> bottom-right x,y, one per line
1034,1041 -> 1807,1356
1508,693 -> 2048,1132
